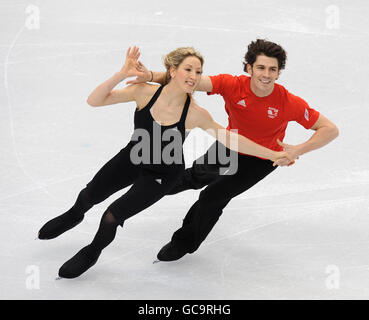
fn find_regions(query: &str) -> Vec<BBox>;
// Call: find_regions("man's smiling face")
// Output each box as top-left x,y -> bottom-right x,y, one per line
247,54 -> 280,97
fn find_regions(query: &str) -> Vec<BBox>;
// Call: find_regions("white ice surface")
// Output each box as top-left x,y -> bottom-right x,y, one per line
1,0 -> 369,299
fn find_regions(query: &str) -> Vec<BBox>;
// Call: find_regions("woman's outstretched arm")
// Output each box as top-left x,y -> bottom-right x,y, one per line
188,104 -> 294,166
87,46 -> 146,107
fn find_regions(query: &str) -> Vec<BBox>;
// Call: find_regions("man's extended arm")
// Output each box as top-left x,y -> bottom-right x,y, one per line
277,113 -> 339,162
127,64 -> 213,92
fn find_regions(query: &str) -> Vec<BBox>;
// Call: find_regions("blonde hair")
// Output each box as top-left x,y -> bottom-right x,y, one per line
163,47 -> 204,85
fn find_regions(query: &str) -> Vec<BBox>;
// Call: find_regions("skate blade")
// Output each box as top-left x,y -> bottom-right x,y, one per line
55,276 -> 63,280
152,259 -> 161,264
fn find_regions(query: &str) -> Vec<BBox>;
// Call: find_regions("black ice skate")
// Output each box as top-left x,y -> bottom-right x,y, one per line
58,245 -> 100,279
157,241 -> 187,262
38,210 -> 84,239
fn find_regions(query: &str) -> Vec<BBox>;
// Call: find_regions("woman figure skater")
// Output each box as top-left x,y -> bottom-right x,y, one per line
38,46 -> 293,279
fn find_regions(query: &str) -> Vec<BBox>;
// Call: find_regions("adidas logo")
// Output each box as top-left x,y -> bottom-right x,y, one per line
237,99 -> 246,107
155,179 -> 162,184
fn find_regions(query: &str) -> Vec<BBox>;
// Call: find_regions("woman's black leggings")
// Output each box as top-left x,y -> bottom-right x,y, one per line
70,143 -> 183,254
77,143 -> 182,225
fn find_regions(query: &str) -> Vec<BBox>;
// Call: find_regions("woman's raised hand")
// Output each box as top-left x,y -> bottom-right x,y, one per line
126,60 -> 151,85
119,46 -> 149,81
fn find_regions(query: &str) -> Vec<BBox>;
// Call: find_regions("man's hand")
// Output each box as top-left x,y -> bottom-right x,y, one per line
274,139 -> 301,167
272,151 -> 295,167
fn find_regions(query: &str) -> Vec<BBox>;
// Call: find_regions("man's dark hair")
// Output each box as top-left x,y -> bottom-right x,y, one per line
243,39 -> 287,73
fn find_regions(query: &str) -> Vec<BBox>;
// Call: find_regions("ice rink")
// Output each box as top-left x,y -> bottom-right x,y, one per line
1,0 -> 369,300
